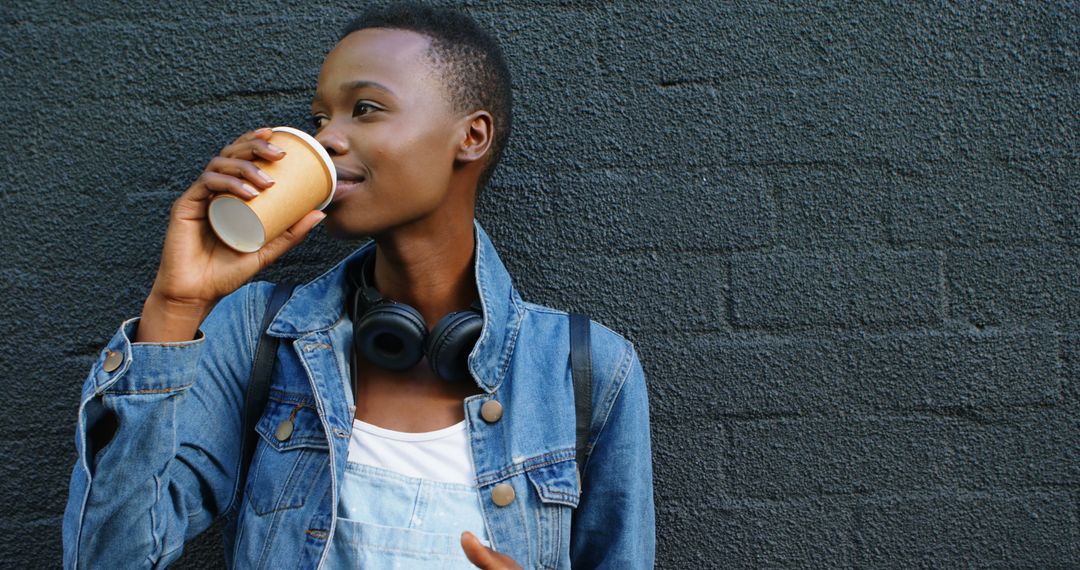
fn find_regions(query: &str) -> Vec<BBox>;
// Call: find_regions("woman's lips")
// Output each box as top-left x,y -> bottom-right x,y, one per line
331,179 -> 365,203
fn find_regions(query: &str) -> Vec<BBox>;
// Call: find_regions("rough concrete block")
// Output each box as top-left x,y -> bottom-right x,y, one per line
1,18 -> 331,103
652,415 -> 726,503
490,168 -> 777,254
727,412 -> 1079,499
853,492 -> 1080,568
657,496 -> 854,569
770,164 -> 892,250
946,247 -> 1080,326
888,162 -> 1060,247
526,251 -> 727,338
663,329 -> 1060,417
731,250 -> 943,330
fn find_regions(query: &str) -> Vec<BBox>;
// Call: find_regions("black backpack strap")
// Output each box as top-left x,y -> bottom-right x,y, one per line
235,282 -> 296,507
569,312 -> 592,482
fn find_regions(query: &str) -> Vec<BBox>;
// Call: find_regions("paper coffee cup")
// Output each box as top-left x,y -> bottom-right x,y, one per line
208,126 -> 336,253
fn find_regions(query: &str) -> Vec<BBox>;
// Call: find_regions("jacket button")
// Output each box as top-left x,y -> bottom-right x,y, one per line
491,483 -> 515,507
480,400 -> 503,423
103,350 -> 123,372
275,419 -> 294,441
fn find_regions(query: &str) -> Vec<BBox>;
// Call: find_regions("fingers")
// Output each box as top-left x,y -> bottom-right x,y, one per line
253,210 -> 327,268
171,167 -> 259,221
461,532 -> 497,568
460,531 -> 523,570
171,127 -> 291,230
180,129 -> 282,205
220,128 -> 287,162
198,171 -> 261,200
206,156 -> 275,190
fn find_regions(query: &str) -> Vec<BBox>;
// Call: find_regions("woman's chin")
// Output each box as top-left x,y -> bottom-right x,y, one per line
320,209 -> 379,241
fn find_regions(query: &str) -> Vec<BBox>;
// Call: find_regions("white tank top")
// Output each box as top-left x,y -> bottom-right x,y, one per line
345,418 -> 476,486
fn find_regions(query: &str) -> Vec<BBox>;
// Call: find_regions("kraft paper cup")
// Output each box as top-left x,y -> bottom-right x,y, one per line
208,126 -> 336,253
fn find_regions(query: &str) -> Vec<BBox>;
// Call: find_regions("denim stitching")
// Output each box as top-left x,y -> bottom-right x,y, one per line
267,389 -> 318,409
494,294 -> 525,388
581,342 -> 636,475
475,449 -> 576,486
104,384 -> 192,395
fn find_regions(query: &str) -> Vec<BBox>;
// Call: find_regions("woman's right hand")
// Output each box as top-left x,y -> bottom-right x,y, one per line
136,129 -> 326,342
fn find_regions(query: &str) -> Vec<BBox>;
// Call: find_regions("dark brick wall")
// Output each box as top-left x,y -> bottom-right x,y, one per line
2,1 -> 1076,568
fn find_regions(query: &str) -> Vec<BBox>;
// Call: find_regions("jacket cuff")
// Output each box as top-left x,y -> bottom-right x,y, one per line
89,317 -> 205,395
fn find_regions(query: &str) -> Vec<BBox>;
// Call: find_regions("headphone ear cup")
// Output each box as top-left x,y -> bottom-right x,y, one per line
354,303 -> 428,371
425,309 -> 483,381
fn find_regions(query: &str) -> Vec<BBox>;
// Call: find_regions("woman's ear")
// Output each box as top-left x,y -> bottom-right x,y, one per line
455,110 -> 493,164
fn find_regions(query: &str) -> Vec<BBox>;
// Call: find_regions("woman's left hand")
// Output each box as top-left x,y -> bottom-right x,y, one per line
460,531 -> 523,569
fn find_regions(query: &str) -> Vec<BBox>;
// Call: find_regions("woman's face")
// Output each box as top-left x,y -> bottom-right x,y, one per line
311,28 -> 462,239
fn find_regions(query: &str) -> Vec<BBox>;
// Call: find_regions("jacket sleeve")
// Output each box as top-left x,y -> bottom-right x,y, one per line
62,283 -> 267,569
569,342 -> 656,568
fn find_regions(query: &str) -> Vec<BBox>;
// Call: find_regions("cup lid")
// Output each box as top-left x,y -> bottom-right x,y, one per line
271,126 -> 337,210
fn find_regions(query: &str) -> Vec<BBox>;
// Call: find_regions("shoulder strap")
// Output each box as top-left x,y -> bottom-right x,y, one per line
569,312 -> 592,482
237,282 -> 297,496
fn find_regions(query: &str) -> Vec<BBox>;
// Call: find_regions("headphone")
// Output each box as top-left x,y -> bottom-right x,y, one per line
346,252 -> 483,382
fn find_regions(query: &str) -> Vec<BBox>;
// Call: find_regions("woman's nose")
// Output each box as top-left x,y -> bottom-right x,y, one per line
315,126 -> 348,156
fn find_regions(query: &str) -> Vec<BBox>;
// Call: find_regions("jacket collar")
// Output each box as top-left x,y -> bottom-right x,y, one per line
266,219 -> 522,393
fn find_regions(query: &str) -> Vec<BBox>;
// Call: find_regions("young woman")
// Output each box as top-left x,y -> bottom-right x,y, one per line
63,4 -> 654,568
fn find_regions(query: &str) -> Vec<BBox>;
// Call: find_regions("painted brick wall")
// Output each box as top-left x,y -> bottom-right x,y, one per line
1,1 -> 1076,568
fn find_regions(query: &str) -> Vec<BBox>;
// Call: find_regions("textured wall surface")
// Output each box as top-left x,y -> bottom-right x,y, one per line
2,1 -> 1077,568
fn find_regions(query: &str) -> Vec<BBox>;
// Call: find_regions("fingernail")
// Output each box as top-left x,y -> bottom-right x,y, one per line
256,169 -> 274,185
313,212 -> 327,227
242,183 -> 259,198
268,144 -> 286,154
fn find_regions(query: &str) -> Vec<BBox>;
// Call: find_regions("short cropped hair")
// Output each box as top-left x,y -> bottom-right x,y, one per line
342,3 -> 513,190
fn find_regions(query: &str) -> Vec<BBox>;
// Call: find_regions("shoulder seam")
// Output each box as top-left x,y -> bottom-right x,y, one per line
521,303 -> 634,346
583,341 -> 636,473
520,301 -> 567,316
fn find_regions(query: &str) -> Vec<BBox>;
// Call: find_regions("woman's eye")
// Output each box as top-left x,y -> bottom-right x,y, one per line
353,101 -> 378,117
309,114 -> 329,130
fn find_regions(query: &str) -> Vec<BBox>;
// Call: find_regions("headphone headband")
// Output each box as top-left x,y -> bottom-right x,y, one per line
356,251 -> 386,313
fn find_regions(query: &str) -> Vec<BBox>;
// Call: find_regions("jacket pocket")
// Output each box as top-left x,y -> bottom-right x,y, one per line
524,458 -> 579,569
525,458 -> 580,509
245,393 -> 329,515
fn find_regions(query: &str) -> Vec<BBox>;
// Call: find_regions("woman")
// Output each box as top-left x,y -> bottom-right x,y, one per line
63,4 -> 654,568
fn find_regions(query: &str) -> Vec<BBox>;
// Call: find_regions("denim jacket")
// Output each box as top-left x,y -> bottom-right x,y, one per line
63,221 -> 655,569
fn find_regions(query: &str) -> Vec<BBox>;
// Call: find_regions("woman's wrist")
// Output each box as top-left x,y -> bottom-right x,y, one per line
134,291 -> 215,343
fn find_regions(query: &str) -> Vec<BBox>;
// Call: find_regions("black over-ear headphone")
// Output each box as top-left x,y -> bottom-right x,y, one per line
346,252 -> 483,382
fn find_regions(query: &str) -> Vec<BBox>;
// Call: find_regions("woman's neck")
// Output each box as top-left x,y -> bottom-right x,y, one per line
370,220 -> 479,328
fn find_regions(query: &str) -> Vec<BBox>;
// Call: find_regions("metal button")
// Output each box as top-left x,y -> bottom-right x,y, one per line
103,349 -> 123,372
274,419 -> 294,441
480,400 -> 503,423
491,483 -> 515,507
